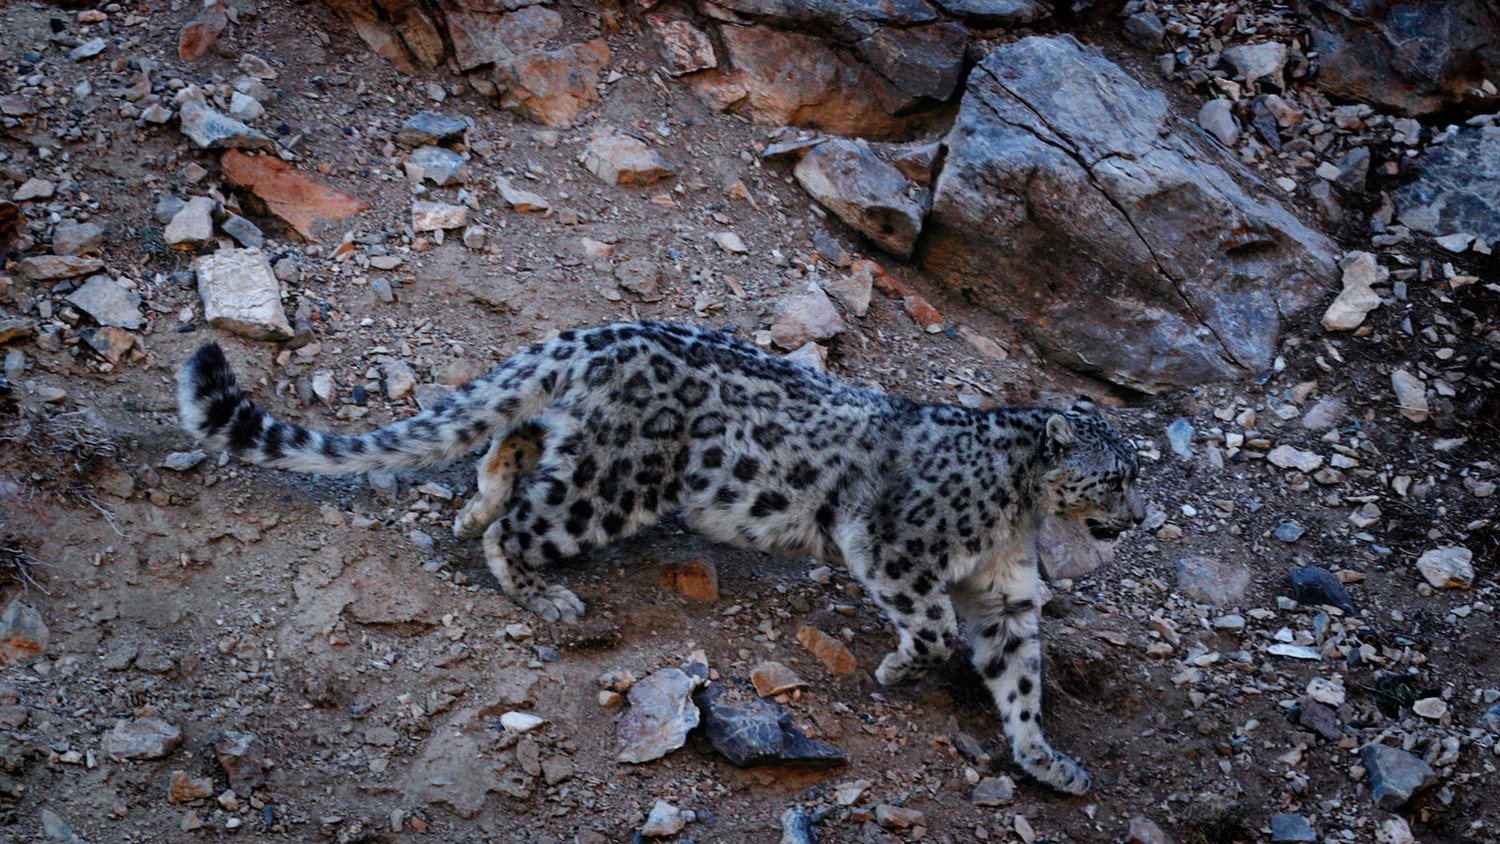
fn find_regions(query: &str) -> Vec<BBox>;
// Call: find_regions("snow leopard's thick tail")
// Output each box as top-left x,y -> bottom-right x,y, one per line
177,342 -> 563,475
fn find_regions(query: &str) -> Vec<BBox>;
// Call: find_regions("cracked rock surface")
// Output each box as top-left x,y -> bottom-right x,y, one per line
920,35 -> 1340,392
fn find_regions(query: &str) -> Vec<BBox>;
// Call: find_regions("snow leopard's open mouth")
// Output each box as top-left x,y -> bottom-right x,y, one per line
1085,520 -> 1124,541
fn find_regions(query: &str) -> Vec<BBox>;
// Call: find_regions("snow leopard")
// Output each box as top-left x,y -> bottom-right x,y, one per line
177,320 -> 1144,794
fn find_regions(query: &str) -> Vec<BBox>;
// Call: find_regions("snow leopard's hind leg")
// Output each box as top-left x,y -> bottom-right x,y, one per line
454,422 -> 545,539
479,422 -> 602,624
479,513 -> 586,623
954,563 -> 1091,795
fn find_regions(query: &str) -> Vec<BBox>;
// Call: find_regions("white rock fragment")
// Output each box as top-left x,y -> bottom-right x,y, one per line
1434,232 -> 1473,252
1415,547 -> 1473,589
411,201 -> 468,232
311,372 -> 336,405
161,451 -> 208,472
1267,643 -> 1322,660
784,341 -> 827,372
383,360 -> 417,400
1321,251 -> 1386,331
582,128 -> 677,186
499,711 -> 547,733
770,287 -> 844,350
714,232 -> 748,254
1376,816 -> 1414,844
165,196 -> 216,249
193,247 -> 294,340
70,38 -> 108,62
228,91 -> 264,122
1411,697 -> 1447,720
494,176 -> 549,213
14,178 -> 54,201
178,101 -> 273,149
1301,397 -> 1344,431
65,277 -> 144,330
1267,445 -> 1324,472
1306,676 -> 1346,707
641,800 -> 687,837
1390,369 -> 1428,422
1223,41 -> 1287,84
1197,98 -> 1239,147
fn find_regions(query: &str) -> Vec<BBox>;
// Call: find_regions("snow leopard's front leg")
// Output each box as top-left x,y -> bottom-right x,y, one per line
842,539 -> 961,686
954,564 -> 1091,795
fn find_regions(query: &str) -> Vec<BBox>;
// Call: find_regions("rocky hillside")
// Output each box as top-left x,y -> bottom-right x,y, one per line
0,0 -> 1496,842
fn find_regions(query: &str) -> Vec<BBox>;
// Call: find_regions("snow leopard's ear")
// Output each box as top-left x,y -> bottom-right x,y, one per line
1070,395 -> 1103,417
1045,413 -> 1076,450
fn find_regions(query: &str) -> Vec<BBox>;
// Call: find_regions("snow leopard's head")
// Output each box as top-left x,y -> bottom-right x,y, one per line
1038,398 -> 1144,544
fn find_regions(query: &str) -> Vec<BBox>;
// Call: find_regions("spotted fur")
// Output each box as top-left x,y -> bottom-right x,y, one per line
177,321 -> 1143,794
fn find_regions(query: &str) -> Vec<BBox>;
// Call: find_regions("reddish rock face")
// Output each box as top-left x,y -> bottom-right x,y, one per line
796,625 -> 858,674
658,558 -> 720,601
644,12 -> 717,76
177,5 -> 228,62
582,127 -> 678,186
447,5 -> 561,71
318,0 -> 976,137
492,40 -> 612,128
220,150 -> 371,242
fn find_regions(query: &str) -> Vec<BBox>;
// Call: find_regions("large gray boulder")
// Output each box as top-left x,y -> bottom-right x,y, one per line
920,36 -> 1338,392
1395,126 -> 1500,244
794,139 -> 929,260
1297,0 -> 1500,117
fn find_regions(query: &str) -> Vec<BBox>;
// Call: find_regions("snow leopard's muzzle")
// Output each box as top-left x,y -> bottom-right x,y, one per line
1084,487 -> 1145,541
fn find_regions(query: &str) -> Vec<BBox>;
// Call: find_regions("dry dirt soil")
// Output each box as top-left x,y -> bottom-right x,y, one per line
0,1 -> 1497,843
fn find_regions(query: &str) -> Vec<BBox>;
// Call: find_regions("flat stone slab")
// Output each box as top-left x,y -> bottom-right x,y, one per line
178,101 -> 272,150
1361,744 -> 1437,810
193,247 -> 294,341
65,276 -> 144,330
397,111 -> 469,146
694,684 -> 845,768
221,150 -> 370,242
615,667 -> 702,763
583,127 -> 677,187
17,255 -> 104,282
104,716 -> 182,760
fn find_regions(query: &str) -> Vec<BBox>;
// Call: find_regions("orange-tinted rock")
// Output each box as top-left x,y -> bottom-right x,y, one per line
688,25 -> 937,140
169,771 -> 216,803
81,326 -> 139,365
345,15 -> 417,73
903,293 -> 942,328
583,127 -> 678,186
448,5 -> 561,71
751,661 -> 806,697
178,5 -> 228,62
846,258 -> 942,328
659,559 -> 719,602
221,150 -> 371,242
851,259 -> 902,298
796,626 -> 857,674
645,12 -> 717,76
493,40 -> 611,127
0,600 -> 47,666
